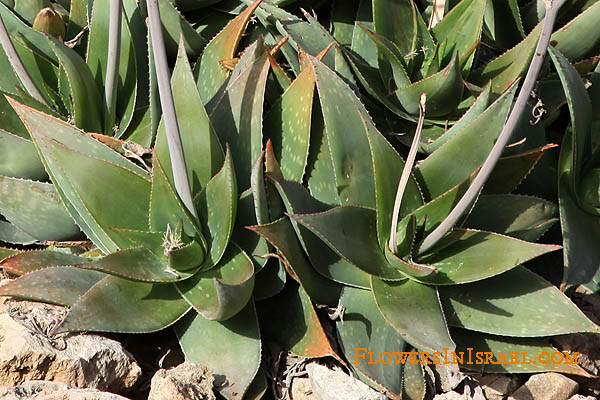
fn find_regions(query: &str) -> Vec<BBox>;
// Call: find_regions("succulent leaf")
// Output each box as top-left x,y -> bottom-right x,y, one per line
372,276 -> 455,353
0,250 -> 86,275
0,129 -> 46,180
551,1 -> 600,61
175,301 -> 261,400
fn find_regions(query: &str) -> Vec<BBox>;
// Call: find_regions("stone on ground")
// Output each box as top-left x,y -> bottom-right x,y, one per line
306,363 -> 385,400
508,372 -> 578,400
0,380 -> 129,399
148,362 -> 215,400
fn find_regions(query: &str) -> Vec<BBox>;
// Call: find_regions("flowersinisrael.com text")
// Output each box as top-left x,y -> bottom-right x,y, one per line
353,348 -> 579,366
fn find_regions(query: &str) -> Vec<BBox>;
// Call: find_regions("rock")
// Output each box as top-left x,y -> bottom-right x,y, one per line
433,392 -> 469,400
290,377 -> 314,399
477,374 -> 520,400
509,373 -> 578,400
553,334 -> 600,375
0,380 -> 129,399
148,362 -> 215,400
0,298 -> 141,393
306,363 -> 386,400
568,395 -> 597,400
432,362 -> 465,392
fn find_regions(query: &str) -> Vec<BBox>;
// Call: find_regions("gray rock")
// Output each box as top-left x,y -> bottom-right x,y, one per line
568,395 -> 596,400
432,362 -> 465,392
433,392 -> 469,400
508,373 -> 578,400
306,363 -> 386,400
148,362 -> 215,400
0,298 -> 141,393
290,377 -> 314,400
0,380 -> 129,399
477,374 -> 520,400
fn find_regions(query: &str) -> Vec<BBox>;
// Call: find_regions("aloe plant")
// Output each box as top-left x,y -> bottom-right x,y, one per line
0,1 -> 599,399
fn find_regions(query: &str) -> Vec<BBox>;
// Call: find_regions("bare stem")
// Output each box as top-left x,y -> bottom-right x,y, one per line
0,15 -> 48,106
390,93 -> 427,252
105,0 -> 122,133
146,0 -> 197,217
417,0 -> 567,255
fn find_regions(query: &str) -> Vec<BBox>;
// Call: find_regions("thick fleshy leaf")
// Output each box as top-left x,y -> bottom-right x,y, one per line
150,154 -> 202,239
402,360 -> 426,400
79,247 -> 196,282
331,0 -> 359,46
18,107 -> 152,253
395,52 -> 464,117
549,46 -> 592,192
465,195 -> 557,241
551,1 -> 600,61
362,111 -> 423,249
57,277 -> 191,333
48,36 -> 103,133
471,22 -> 542,93
232,189 -> 269,269
87,0 -> 137,135
482,0 -> 524,48
176,242 -> 254,321
153,0 -> 205,58
432,0 -> 486,74
0,247 -> 19,262
485,144 -> 558,194
0,130 -> 46,180
289,207 -> 407,280
441,267 -> 600,336
416,83 -> 516,198
559,174 -> 600,286
0,221 -> 36,244
248,217 -> 341,306
264,65 -> 315,182
0,3 -> 56,62
155,39 -> 224,196
452,328 -> 593,376
0,177 -> 80,241
194,149 -> 236,268
372,277 -> 455,353
66,0 -> 87,43
309,54 -> 378,208
337,286 -> 405,398
196,0 -> 262,103
0,250 -> 86,275
0,266 -> 105,306
271,178 -> 370,288
372,0 -> 418,58
416,229 -> 560,285
175,302 -> 261,400
258,282 -> 336,358
208,43 -> 270,191
253,257 -> 286,300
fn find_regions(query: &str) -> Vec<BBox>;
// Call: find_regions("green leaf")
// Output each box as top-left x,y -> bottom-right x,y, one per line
362,111 -> 423,249
416,229 -> 560,285
395,52 -> 464,117
337,286 -> 405,397
372,277 -> 455,353
471,21 -> 542,93
549,46 -> 592,193
150,153 -> 203,239
79,247 -> 196,282
0,176 -> 80,241
195,149 -> 237,268
0,247 -> 19,262
551,1 -> 600,61
176,242 -> 254,321
66,0 -> 88,43
12,101 -> 151,253
465,194 -> 557,241
265,65 -> 315,182
452,328 -> 593,376
372,0 -> 419,58
196,0 -> 262,103
482,0 -> 525,48
0,250 -> 86,275
208,41 -> 270,192
57,277 -> 191,333
432,0 -> 486,74
175,302 -> 261,400
416,82 -> 517,198
309,54 -> 378,208
86,0 -> 137,135
270,178 -> 370,288
442,266 -> 600,336
402,361 -> 426,400
258,282 -> 336,358
331,0 -> 359,46
248,217 -> 342,306
0,221 -> 36,244
0,129 -> 46,180
289,206 -> 406,280
14,0 -> 52,24
231,189 -> 269,269
48,36 -> 103,132
253,257 -> 286,300
152,0 -> 205,58
350,0 -> 377,67
485,144 -> 558,195
155,39 -> 224,196
0,266 -> 105,306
